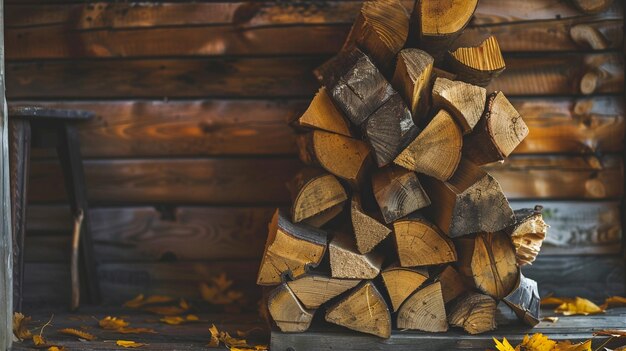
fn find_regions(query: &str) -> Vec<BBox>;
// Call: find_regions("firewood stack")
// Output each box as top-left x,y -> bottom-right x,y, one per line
257,0 -> 549,337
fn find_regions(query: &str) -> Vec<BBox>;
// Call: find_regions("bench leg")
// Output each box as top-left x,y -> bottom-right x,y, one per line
56,124 -> 101,305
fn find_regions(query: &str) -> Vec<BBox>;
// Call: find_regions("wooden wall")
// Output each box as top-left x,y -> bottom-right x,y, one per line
4,0 -> 625,307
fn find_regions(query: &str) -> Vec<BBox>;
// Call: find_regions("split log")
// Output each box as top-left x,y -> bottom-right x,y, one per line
257,210 -> 327,285
393,215 -> 457,267
455,232 -> 519,299
381,264 -> 428,312
570,0 -> 614,14
351,194 -> 391,254
297,87 -> 352,137
413,0 -> 479,59
447,293 -> 497,334
314,48 -> 394,126
288,168 -> 347,225
422,158 -> 515,237
343,0 -> 409,73
268,283 -> 315,332
432,77 -> 486,134
447,36 -> 506,87
287,274 -> 361,310
436,265 -> 467,303
391,49 -> 434,121
371,166 -> 431,224
363,93 -> 420,167
397,282 -> 448,332
502,273 -> 541,327
329,232 -> 384,279
301,203 -> 345,228
325,281 -> 392,338
394,109 -> 462,181
464,92 -> 529,166
297,130 -> 371,185
505,206 -> 548,266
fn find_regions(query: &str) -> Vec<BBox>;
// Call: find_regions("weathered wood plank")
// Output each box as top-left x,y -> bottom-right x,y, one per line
6,54 -> 623,99
6,1 -> 622,28
28,158 -> 300,205
11,96 -> 624,158
485,155 -> 624,199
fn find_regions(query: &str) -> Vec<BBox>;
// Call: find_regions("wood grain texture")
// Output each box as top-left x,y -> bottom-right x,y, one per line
6,54 -> 623,99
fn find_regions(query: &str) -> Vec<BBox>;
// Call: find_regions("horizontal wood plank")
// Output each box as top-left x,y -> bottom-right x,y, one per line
23,200 -> 622,263
6,54 -> 624,99
12,95 -> 624,158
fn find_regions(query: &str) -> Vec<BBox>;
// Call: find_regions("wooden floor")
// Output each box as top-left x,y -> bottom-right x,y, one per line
11,307 -> 626,350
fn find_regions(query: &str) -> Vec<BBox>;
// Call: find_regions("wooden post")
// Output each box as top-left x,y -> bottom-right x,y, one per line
0,0 -> 12,347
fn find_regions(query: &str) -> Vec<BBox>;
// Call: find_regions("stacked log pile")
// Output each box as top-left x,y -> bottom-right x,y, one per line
257,0 -> 549,336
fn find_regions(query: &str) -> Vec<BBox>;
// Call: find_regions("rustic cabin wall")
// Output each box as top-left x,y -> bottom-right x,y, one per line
3,0 -> 625,307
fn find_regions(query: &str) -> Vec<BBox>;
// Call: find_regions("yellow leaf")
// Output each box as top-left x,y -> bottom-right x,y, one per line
555,297 -> 604,316
542,316 -> 559,323
213,273 -> 234,291
200,273 -> 245,305
116,340 -> 147,348
553,340 -> 592,351
48,347 -> 66,351
116,327 -> 157,334
13,312 -> 33,340
58,328 -> 96,341
600,296 -> 626,309
186,314 -> 199,321
33,334 -> 47,346
519,333 -> 556,351
208,324 -> 220,348
493,337 -> 516,351
220,331 -> 248,348
540,296 -> 574,307
124,294 -> 175,309
99,316 -> 130,330
159,314 -> 200,325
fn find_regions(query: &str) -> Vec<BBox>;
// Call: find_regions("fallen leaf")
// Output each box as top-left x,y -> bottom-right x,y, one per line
493,337 -> 516,351
208,324 -> 220,348
593,329 -> 626,337
555,297 -> 604,316
220,331 -> 248,348
553,340 -> 592,351
160,315 -> 201,325
143,299 -> 190,316
200,273 -> 245,305
540,296 -> 574,307
33,335 -> 47,346
116,327 -> 157,334
519,333 -> 556,351
58,328 -> 96,341
47,347 -> 66,351
542,316 -> 559,323
600,296 -> 626,309
99,316 -> 130,330
230,347 -> 269,351
124,294 -> 175,309
13,312 -> 33,340
116,340 -> 147,348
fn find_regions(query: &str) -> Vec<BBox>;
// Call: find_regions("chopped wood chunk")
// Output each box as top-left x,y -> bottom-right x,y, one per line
381,264 -> 428,312
570,0 -> 614,14
325,281 -> 392,338
397,282 -> 448,332
447,36 -> 506,86
423,158 -> 515,237
344,0 -> 409,73
413,0 -> 479,59
363,93 -> 420,167
394,109 -> 462,181
268,283 -> 314,332
329,232 -> 384,279
448,293 -> 497,334
436,265 -> 467,303
351,194 -> 391,254
391,49 -> 434,121
288,168 -> 347,225
372,166 -> 431,223
432,77 -> 486,134
503,273 -> 541,327
257,210 -> 327,285
297,130 -> 371,185
314,48 -> 395,126
456,232 -> 519,299
393,214 -> 457,267
298,87 -> 352,137
505,206 -> 548,266
464,92 -> 529,165
287,274 -> 361,309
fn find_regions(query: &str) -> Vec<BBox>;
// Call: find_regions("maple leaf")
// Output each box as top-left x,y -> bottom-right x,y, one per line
519,333 -> 556,351
116,340 -> 147,348
555,297 -> 604,316
99,316 -> 130,330
200,273 -> 245,305
13,312 -> 33,340
493,337 -> 516,351
552,340 -> 592,351
58,328 -> 96,341
600,296 -> 626,309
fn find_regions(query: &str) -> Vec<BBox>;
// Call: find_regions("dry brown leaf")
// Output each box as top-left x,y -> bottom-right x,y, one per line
553,340 -> 592,351
99,316 -> 130,330
220,331 -> 248,348
208,324 -> 220,348
13,312 -> 33,340
542,316 -> 559,323
160,314 -> 200,325
116,340 -> 147,348
58,328 -> 96,341
230,347 -> 269,351
555,297 -> 604,316
33,335 -> 47,346
117,327 -> 157,334
600,296 -> 626,309
124,294 -> 175,309
200,273 -> 244,305
593,329 -> 626,337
